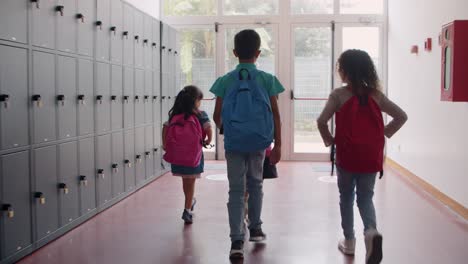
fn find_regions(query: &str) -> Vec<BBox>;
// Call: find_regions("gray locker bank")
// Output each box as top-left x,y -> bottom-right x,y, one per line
0,1 -> 179,263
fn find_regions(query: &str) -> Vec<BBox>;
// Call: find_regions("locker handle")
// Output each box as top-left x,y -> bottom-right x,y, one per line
124,159 -> 132,167
144,39 -> 149,45
58,183 -> 69,194
97,169 -> 105,178
175,51 -> 178,55
161,46 -> 166,50
32,94 -> 43,107
112,163 -> 119,173
135,35 -> 140,43
55,5 -> 64,16
136,155 -> 142,163
153,148 -> 158,153
123,95 -> 130,103
79,175 -> 88,186
111,95 -> 117,102
110,26 -> 117,35
144,95 -> 149,102
161,96 -> 166,99
135,96 -> 140,103
0,94 -> 10,109
153,95 -> 158,101
96,21 -> 103,30
168,96 -> 172,99
78,94 -> 86,105
2,204 -> 14,218
152,42 -> 157,47
96,95 -> 103,104
31,0 -> 40,9
34,192 -> 46,204
168,49 -> 172,52
76,13 -> 85,23
57,95 -> 65,106
123,31 -> 129,39
145,151 -> 151,157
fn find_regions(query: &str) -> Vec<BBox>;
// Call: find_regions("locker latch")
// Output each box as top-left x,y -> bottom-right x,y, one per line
144,95 -> 149,103
78,95 -> 86,105
123,31 -> 129,39
2,204 -> 14,218
153,148 -> 158,153
145,151 -> 151,158
152,42 -> 157,48
58,183 -> 69,194
57,95 -> 65,106
32,95 -> 43,107
136,155 -> 142,163
123,96 -> 129,104
143,39 -> 149,45
135,35 -> 140,43
97,169 -> 105,179
168,49 -> 172,53
55,5 -> 64,16
153,96 -> 158,102
112,163 -> 119,173
168,96 -> 172,100
34,192 -> 46,205
161,96 -> 166,100
0,94 -> 10,109
111,95 -> 117,102
76,13 -> 85,23
96,21 -> 103,30
161,46 -> 166,50
135,96 -> 140,103
96,95 -> 103,104
125,159 -> 132,168
175,51 -> 178,55
110,26 -> 117,35
79,175 -> 88,186
31,0 -> 40,9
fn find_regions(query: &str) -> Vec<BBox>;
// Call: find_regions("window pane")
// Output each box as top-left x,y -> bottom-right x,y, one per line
225,27 -> 276,75
291,0 -> 334,14
342,27 -> 381,75
178,29 -> 217,152
224,0 -> 278,15
164,0 -> 216,16
340,0 -> 383,14
294,101 -> 329,153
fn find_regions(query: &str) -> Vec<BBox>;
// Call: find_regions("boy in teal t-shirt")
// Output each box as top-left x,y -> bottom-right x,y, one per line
210,29 -> 285,260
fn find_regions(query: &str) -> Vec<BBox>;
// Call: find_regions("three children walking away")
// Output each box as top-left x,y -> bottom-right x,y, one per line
163,85 -> 212,224
318,49 -> 408,264
211,29 -> 284,259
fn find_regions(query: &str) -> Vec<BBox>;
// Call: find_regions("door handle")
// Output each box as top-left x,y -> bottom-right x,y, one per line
57,95 -> 65,106
97,169 -> 105,179
2,204 -> 14,218
58,183 -> 69,194
32,94 -> 43,107
79,175 -> 88,186
112,163 -> 119,173
96,21 -> 103,30
0,94 -> 10,109
110,26 -> 117,35
55,5 -> 64,16
34,192 -> 46,204
76,13 -> 84,23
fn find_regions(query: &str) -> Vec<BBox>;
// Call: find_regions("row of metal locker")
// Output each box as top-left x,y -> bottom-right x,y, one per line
0,0 -> 178,70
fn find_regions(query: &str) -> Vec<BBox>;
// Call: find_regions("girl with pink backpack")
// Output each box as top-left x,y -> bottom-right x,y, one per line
163,85 -> 213,224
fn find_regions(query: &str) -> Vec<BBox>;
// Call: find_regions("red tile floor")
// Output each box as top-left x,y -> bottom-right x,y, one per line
18,162 -> 468,264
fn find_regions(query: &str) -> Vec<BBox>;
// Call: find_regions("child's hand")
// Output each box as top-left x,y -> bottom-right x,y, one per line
269,146 -> 281,164
203,139 -> 212,147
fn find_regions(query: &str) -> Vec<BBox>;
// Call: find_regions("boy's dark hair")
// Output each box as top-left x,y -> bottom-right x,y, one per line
234,29 -> 261,60
168,85 -> 203,121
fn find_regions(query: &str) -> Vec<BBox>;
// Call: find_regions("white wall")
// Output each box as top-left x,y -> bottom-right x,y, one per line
388,0 -> 468,207
126,0 -> 160,19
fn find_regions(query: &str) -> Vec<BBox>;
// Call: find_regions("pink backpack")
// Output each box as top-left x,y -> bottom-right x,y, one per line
163,114 -> 203,167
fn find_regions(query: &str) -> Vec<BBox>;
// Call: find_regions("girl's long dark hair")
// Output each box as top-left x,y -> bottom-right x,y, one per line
168,85 -> 203,121
337,49 -> 381,97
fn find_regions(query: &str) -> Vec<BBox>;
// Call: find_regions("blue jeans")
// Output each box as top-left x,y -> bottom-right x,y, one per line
226,150 -> 265,242
337,166 -> 377,240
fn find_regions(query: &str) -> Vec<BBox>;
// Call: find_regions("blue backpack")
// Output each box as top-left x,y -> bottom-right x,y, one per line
222,68 -> 274,152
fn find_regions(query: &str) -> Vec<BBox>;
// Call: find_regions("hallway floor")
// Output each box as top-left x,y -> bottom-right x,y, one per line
18,162 -> 468,264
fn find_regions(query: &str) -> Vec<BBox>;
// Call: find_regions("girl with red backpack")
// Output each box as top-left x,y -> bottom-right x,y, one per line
317,50 -> 407,264
163,85 -> 212,224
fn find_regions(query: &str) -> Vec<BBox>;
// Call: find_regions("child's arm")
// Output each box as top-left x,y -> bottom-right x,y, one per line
162,124 -> 167,150
317,93 -> 339,147
213,97 -> 223,129
269,96 -> 282,164
379,95 -> 408,138
204,125 -> 213,146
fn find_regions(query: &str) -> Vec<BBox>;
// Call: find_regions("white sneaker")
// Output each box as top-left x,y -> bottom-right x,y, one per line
365,229 -> 383,264
338,238 -> 356,255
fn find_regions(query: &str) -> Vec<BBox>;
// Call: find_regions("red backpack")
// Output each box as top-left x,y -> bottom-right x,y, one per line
163,114 -> 203,167
335,95 -> 385,173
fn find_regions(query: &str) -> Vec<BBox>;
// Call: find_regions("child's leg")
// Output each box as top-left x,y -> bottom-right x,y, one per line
182,178 -> 196,210
355,172 -> 377,231
226,151 -> 248,242
337,166 -> 357,240
246,150 -> 265,230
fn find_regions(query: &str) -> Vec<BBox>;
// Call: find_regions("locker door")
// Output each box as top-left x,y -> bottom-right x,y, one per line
143,15 -> 153,69
144,70 -> 153,124
111,132 -> 124,197
77,0 -> 94,57
124,130 -> 135,191
135,69 -> 144,126
32,0 -> 56,49
78,59 -> 94,136
96,0 -> 110,61
96,62 -> 111,133
96,134 -> 112,205
57,56 -> 77,140
153,124 -> 161,175
144,126 -> 154,179
1,151 -> 31,258
110,0 -> 123,64
122,3 -> 134,66
0,46 -> 28,150
34,145 -> 59,240
58,141 -> 79,226
33,51 -> 56,144
123,67 -> 134,128
0,0 -> 28,43
78,137 -> 96,215
111,65 -> 123,130
153,70 -> 161,124
152,19 -> 161,71
134,10 -> 144,68
135,127 -> 145,185
56,0 -> 77,53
